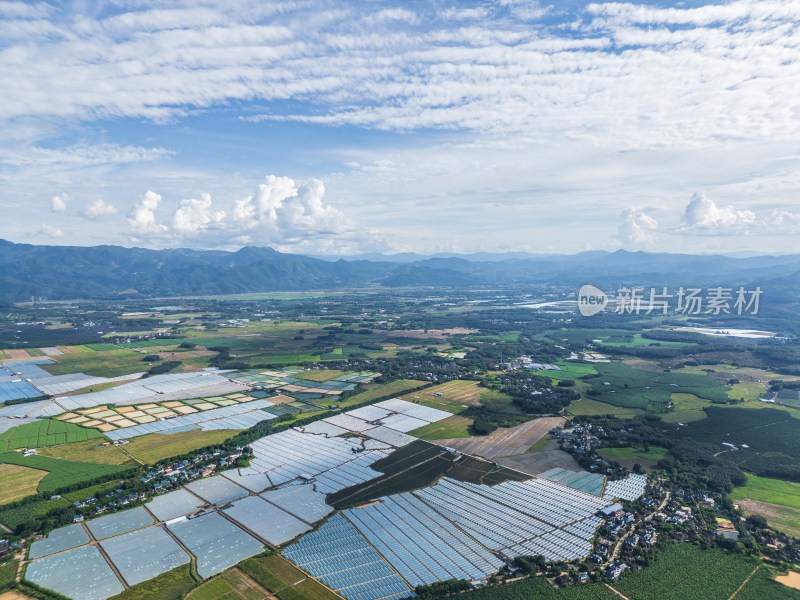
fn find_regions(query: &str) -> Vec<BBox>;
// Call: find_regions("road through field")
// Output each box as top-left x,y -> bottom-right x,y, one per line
431,417 -> 564,459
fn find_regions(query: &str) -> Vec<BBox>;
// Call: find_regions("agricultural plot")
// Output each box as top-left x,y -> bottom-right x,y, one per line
107,565 -> 197,600
740,567 -> 800,600
185,568 -> 268,600
184,475 -> 248,505
0,464 -> 47,504
145,488 -> 205,522
260,484 -> 334,523
239,554 -> 307,592
37,439 -> 130,465
338,379 -> 428,407
538,468 -> 606,496
603,473 -> 648,501
222,496 -> 311,545
583,362 -> 728,411
0,451 -> 130,492
409,415 -> 473,440
0,419 -> 103,451
400,380 -> 482,412
612,544 -> 758,600
86,506 -> 154,540
458,575 -> 619,599
546,361 -> 598,381
100,525 -> 190,586
168,511 -> 264,579
677,407 -> 800,479
429,416 -> 564,460
596,446 -> 668,472
25,545 -> 125,600
124,429 -> 236,464
28,523 -> 90,559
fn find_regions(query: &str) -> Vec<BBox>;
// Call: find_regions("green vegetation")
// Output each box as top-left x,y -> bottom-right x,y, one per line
733,474 -> 800,509
547,361 -> 598,381
738,568 -> 800,599
409,415 -> 473,440
661,393 -> 710,423
238,555 -> 305,592
0,451 -> 130,492
124,429 -> 237,464
42,350 -> 149,377
37,439 -> 130,465
597,446 -> 667,471
0,557 -> 18,591
0,420 -> 104,452
109,565 -> 198,600
566,396 -> 645,418
400,380 -> 482,413
338,379 -> 428,407
613,544 -> 759,600
459,576 -> 618,600
584,362 -> 729,411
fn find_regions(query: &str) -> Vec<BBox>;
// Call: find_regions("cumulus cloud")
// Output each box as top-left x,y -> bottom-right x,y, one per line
613,207 -> 658,247
36,223 -> 64,238
81,198 -> 118,219
170,193 -> 226,237
680,192 -> 756,231
50,193 -> 68,212
127,191 -> 168,236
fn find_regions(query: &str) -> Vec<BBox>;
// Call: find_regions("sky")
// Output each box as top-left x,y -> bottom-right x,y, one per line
2,0 -> 800,256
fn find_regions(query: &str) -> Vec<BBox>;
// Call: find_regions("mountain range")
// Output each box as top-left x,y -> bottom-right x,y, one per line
1,239 -> 799,302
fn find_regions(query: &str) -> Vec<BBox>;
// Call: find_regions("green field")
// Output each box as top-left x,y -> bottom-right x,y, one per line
736,567 -> 800,600
239,554 -> 307,592
42,349 -> 151,377
545,361 -> 598,381
733,474 -> 800,509
0,451 -> 130,492
0,420 -> 104,451
662,393 -> 712,424
124,429 -> 237,464
583,362 -> 728,411
109,565 -> 198,600
566,396 -> 645,418
38,439 -> 131,465
0,557 -> 18,591
459,575 -> 618,600
409,415 -> 473,440
613,544 -> 758,600
597,446 -> 667,472
338,379 -> 428,408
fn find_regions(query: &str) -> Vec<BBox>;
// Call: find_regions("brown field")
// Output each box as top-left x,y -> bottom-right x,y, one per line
496,438 -> 584,476
378,328 -> 476,340
431,416 -> 565,459
4,349 -> 32,361
0,464 -> 48,504
621,358 -> 663,371
400,380 -> 481,412
737,498 -> 800,538
125,429 -> 237,464
0,592 -> 35,600
297,370 -> 347,382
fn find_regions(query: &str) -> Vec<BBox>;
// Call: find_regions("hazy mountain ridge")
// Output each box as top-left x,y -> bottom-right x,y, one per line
0,239 -> 798,301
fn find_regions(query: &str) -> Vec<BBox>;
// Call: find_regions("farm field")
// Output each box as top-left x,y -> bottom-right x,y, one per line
583,362 -> 729,411
430,416 -> 564,460
737,498 -> 800,538
597,446 -> 668,472
662,393 -> 711,423
41,350 -> 151,378
409,414 -> 473,440
0,419 -> 104,451
0,559 -> 18,594
124,429 -> 238,464
739,567 -> 800,599
108,565 -> 198,600
239,554 -> 306,592
185,568 -> 267,600
547,361 -> 598,381
0,451 -> 130,492
733,473 -> 800,509
0,591 -> 32,600
566,397 -> 645,418
0,464 -> 47,504
400,380 -> 483,412
37,439 -> 131,465
727,382 -> 766,402
337,379 -> 428,407
612,544 -> 757,600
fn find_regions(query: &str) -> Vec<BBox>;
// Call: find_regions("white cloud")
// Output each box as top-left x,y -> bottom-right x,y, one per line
36,223 -> 64,238
680,192 -> 756,231
613,207 -> 658,247
50,193 -> 68,213
170,193 -> 226,237
127,190 -> 168,236
81,198 -> 119,219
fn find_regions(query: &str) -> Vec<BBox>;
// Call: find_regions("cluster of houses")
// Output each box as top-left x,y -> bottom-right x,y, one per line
505,356 -> 562,371
549,424 -> 601,453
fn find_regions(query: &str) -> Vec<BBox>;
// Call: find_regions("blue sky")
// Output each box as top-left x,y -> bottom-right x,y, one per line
2,0 -> 800,255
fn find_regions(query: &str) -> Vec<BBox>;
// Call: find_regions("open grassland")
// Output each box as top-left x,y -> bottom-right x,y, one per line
733,474 -> 800,509
601,332 -> 691,348
662,393 -> 712,423
42,349 -> 149,377
597,446 -> 667,472
737,499 -> 800,538
296,369 -> 346,382
409,415 -> 473,440
0,464 -> 47,505
38,439 -> 130,465
124,429 -> 237,464
185,569 -> 267,600
566,397 -> 644,418
612,544 -> 758,600
109,565 -> 198,600
0,451 -> 130,492
727,382 -> 766,401
400,380 -> 481,412
338,379 -> 428,407
0,419 -> 104,451
546,361 -> 598,381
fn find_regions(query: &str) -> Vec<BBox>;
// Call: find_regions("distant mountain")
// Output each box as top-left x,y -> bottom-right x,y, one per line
1,239 -> 799,301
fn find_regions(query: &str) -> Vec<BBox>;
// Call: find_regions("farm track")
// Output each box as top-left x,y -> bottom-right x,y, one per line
431,417 -> 564,459
728,564 -> 761,600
